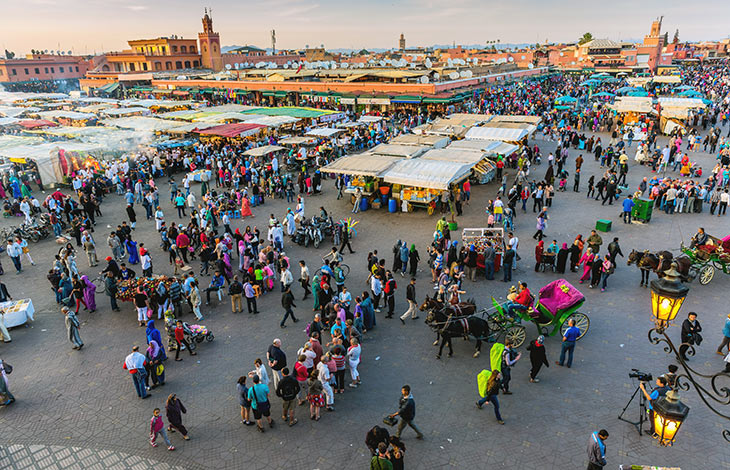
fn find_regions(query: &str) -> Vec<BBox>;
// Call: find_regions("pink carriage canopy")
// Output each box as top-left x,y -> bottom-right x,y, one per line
538,279 -> 585,316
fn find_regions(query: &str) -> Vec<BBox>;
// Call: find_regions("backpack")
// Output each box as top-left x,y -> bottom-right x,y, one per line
384,279 -> 396,295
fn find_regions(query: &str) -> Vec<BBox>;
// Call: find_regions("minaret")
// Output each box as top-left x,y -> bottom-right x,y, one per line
198,8 -> 223,71
399,34 -> 406,52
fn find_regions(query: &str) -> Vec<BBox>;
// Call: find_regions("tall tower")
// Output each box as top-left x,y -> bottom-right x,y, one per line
399,33 -> 406,52
198,8 -> 223,71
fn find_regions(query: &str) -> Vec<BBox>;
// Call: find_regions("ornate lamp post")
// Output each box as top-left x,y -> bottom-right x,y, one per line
647,262 -> 730,445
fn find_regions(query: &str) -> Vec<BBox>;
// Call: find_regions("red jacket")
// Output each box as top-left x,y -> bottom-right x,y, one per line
515,288 -> 532,307
175,326 -> 185,342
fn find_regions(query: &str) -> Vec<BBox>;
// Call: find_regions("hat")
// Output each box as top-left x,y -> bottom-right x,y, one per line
537,335 -> 545,345
105,256 -> 112,261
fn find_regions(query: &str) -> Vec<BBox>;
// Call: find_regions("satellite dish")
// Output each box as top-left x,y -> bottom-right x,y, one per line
528,63 -> 534,69
225,64 -> 232,70
508,57 -> 514,62
559,52 -> 564,57
176,75 -> 187,80
358,63 -> 364,68
283,63 -> 289,69
341,63 -> 349,69
410,63 -> 416,69
270,63 -> 277,69
425,58 -> 432,68
463,70 -> 472,78
234,63 -> 239,69
459,71 -> 468,78
433,72 -> 440,80
420,76 -> 429,84
449,72 -> 459,80
331,62 -> 338,69
473,58 -> 479,65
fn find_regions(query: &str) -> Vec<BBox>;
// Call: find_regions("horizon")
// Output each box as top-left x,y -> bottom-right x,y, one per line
3,0 -> 730,56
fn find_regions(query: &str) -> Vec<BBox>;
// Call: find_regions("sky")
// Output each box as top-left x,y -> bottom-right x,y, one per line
2,0 -> 729,56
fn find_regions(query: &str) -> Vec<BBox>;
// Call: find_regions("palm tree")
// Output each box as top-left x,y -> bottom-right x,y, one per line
578,33 -> 593,45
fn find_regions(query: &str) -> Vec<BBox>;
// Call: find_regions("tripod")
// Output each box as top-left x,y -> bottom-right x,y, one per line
618,383 -> 648,436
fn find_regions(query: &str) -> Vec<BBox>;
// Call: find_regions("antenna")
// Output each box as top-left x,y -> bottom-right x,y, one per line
271,30 -> 276,55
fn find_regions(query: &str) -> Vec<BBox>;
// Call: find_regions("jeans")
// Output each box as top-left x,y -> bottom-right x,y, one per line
504,302 -> 526,319
395,418 -> 424,438
151,428 -> 172,447
559,341 -> 576,367
502,263 -> 512,282
600,272 -> 609,289
477,394 -> 502,421
132,370 -> 148,398
246,297 -> 258,313
10,256 -> 21,273
485,261 -> 494,280
623,211 -> 631,223
501,368 -> 512,392
280,307 -> 297,326
53,223 -> 62,237
109,295 -> 119,311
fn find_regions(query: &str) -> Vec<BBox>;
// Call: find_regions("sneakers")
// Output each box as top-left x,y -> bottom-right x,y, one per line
150,441 -> 158,447
475,401 -> 483,409
168,446 -> 175,451
497,420 -> 505,425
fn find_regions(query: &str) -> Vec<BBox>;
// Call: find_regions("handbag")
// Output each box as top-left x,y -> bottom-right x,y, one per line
156,364 -> 164,376
3,362 -> 12,374
383,415 -> 397,426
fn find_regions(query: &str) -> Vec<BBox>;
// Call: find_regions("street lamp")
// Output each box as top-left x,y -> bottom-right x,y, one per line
652,389 -> 690,446
649,263 -> 689,331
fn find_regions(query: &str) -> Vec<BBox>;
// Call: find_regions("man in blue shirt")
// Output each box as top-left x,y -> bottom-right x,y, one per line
622,196 -> 635,224
247,375 -> 273,432
640,376 -> 670,435
557,319 -> 581,368
205,271 -> 225,305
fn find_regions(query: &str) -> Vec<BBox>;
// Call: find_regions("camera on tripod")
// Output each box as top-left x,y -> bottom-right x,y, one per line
628,369 -> 653,382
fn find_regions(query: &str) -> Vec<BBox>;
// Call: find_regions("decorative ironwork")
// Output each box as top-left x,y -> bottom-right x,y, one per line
648,326 -> 730,442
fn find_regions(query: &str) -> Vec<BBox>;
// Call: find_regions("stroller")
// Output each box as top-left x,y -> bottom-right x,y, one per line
182,321 -> 214,348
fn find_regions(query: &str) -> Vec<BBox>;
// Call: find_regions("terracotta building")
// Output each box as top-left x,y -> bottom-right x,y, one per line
198,8 -> 223,71
102,37 -> 201,72
0,54 -> 89,83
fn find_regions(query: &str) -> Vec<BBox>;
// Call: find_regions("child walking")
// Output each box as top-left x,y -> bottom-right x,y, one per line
149,408 -> 175,451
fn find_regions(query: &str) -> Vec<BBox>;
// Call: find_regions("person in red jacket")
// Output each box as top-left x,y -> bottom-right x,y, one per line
175,231 -> 191,263
504,281 -> 532,319
174,320 -> 197,361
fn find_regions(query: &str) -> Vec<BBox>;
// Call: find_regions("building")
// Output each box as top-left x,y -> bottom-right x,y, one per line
0,54 -> 89,83
102,37 -> 201,72
228,46 -> 266,57
198,8 -> 223,71
636,17 -> 666,72
399,34 -> 406,52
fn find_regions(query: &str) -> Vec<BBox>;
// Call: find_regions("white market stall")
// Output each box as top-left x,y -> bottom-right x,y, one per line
465,126 -> 532,143
370,143 -> 429,159
103,116 -> 187,133
390,133 -> 450,149
244,145 -> 286,157
1,299 -> 35,328
305,127 -> 344,138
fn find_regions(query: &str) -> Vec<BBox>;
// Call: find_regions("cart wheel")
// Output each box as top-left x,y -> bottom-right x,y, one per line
187,340 -> 197,351
505,325 -> 526,348
195,335 -> 205,343
314,237 -> 320,249
407,203 -> 413,213
561,312 -> 589,340
699,265 -> 714,285
206,333 -> 214,342
427,206 -> 434,216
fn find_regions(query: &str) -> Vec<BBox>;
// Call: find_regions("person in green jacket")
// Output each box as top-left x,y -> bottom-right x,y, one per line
311,273 -> 321,311
370,442 -> 393,470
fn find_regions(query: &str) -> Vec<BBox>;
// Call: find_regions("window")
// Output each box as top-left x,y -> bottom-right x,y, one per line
175,61 -> 182,69
203,44 -> 207,53
213,44 -> 217,52
171,45 -> 178,53
190,47 -> 196,53
24,68 -> 29,74
193,60 -> 199,67
184,61 -> 191,68
181,45 -> 187,53
60,67 -> 64,72
142,63 -> 148,71
12,69 -> 17,75
165,61 -> 172,70
34,68 -> 40,74
75,66 -> 79,72
44,67 -> 49,73
0,69 -> 3,76
129,63 -> 135,71
154,62 -> 161,71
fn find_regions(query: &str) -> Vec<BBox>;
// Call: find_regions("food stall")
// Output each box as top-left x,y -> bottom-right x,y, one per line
461,227 -> 505,272
369,143 -> 429,159
657,97 -> 707,135
0,299 -> 34,328
464,126 -> 533,145
607,97 -> 656,126
321,153 -> 403,209
446,140 -> 519,184
380,159 -> 473,214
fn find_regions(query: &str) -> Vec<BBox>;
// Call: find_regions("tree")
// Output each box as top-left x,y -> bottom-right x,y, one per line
673,29 -> 680,44
578,33 -> 593,45
662,32 -> 669,45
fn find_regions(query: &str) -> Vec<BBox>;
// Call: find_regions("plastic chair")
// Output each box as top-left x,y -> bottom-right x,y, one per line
234,210 -> 241,219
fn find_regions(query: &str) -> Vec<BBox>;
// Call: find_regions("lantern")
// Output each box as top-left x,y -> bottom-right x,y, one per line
652,389 -> 689,446
649,264 -> 689,329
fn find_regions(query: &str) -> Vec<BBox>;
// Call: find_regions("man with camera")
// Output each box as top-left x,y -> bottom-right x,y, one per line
639,375 -> 670,436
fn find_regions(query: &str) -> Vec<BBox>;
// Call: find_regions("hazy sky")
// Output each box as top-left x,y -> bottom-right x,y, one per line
2,0 -> 729,55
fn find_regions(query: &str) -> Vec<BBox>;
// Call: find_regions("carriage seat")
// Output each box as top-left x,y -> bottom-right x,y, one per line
528,306 -> 553,324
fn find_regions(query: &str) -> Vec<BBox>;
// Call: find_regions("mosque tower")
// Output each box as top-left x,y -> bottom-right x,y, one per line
199,8 -> 223,71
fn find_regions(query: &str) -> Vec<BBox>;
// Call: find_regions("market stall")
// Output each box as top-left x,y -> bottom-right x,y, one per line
0,299 -> 34,328
196,122 -> 267,138
370,143 -> 429,159
305,127 -> 344,139
464,126 -> 532,144
461,227 -> 505,272
244,145 -> 286,157
657,97 -> 707,134
322,153 -> 403,207
389,133 -> 450,149
607,97 -> 656,125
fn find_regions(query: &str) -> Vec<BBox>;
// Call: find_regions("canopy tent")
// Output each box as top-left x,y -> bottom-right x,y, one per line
118,99 -> 196,109
336,121 -> 367,129
465,126 -> 531,142
677,89 -> 703,98
381,159 -> 473,190
626,90 -> 650,97
104,116 -> 186,132
0,117 -> 21,126
370,143 -> 429,159
157,109 -> 201,120
591,92 -> 615,98
321,153 -> 403,177
76,103 -> 115,113
196,122 -> 267,138
358,115 -> 385,123
674,85 -> 694,91
16,119 -> 57,129
419,148 -> 487,165
152,140 -> 196,149
487,115 -> 542,126
243,115 -> 300,127
305,127 -> 344,138
100,107 -> 148,117
243,145 -> 285,157
555,96 -> 578,104
279,136 -> 317,146
0,106 -> 40,118
447,139 -> 519,157
389,134 -> 450,149
0,92 -> 69,104
242,106 -> 341,119
0,142 -> 105,184
193,112 -> 254,123
0,135 -> 44,150
579,80 -> 602,86
607,97 -> 655,114
26,125 -> 120,138
36,110 -> 96,121
658,97 -> 706,108
165,122 -> 218,134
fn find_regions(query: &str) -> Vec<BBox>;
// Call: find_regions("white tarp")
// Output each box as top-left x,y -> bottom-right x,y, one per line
0,135 -> 43,150
103,116 -> 186,132
244,116 -> 299,127
166,122 -> 218,134
193,112 -> 254,123
0,117 -> 21,126
607,97 -> 655,114
322,154 -> 402,177
390,134 -> 450,149
37,110 -> 96,120
101,107 -> 149,116
370,144 -> 429,159
465,127 -> 530,142
306,127 -> 343,138
0,92 -> 69,104
381,159 -> 473,190
658,97 -> 706,109
447,139 -> 519,156
244,145 -> 285,157
0,106 -> 39,118
419,148 -> 487,165
118,99 -> 195,108
280,136 -> 316,145
358,115 -> 384,123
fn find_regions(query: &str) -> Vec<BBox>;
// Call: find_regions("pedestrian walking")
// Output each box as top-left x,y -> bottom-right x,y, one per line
716,313 -> 730,356
248,374 -> 274,432
557,319 -> 580,367
149,408 -> 175,451
390,385 -> 424,440
275,368 -> 300,427
476,369 -> 504,424
63,306 -> 84,350
174,320 -> 196,361
165,394 -> 190,440
501,339 -> 521,394
587,429 -> 609,470
526,336 -> 549,382
228,275 -> 243,313
6,239 -> 22,274
299,260 -> 311,300
384,272 -> 397,318
0,358 -> 14,405
123,346 -> 150,399
680,311 -> 702,361
17,237 -> 35,266
399,278 -> 418,324
280,286 -> 298,327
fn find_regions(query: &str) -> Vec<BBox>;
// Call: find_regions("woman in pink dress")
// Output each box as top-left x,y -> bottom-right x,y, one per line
578,248 -> 595,283
240,196 -> 253,218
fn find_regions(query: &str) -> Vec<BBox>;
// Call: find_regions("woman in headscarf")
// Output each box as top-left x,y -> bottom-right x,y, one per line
125,238 -> 139,265
360,291 -> 375,330
240,195 -> 253,218
569,234 -> 584,272
165,393 -> 190,440
145,340 -> 165,388
534,240 -> 544,272
392,240 -> 402,272
447,240 -> 458,267
62,306 -> 83,350
146,320 -> 167,360
58,272 -> 73,306
80,275 -> 97,313
408,244 -> 420,277
590,250 -> 602,288
578,247 -> 595,283
526,335 -> 549,383
556,243 -> 569,274
71,275 -> 88,313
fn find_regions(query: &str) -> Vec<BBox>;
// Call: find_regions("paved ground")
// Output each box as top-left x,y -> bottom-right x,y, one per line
1,127 -> 730,469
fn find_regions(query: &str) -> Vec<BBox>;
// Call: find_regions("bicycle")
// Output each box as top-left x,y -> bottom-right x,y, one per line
92,274 -> 107,294
315,263 -> 350,278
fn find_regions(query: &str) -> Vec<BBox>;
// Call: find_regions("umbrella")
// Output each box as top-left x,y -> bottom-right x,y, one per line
604,77 -> 620,83
675,85 -> 694,91
554,105 -> 574,110
589,73 -> 610,79
626,90 -> 649,97
702,98 -> 713,105
580,79 -> 602,86
592,92 -> 615,98
678,90 -> 702,98
555,95 -> 578,104
616,86 -> 636,95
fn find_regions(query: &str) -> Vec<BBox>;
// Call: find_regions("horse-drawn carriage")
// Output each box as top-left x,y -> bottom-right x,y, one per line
421,279 -> 589,357
681,234 -> 730,285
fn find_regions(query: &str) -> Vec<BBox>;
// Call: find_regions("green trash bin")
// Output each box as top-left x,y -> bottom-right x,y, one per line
631,197 -> 653,223
596,219 -> 612,232
448,222 -> 458,231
